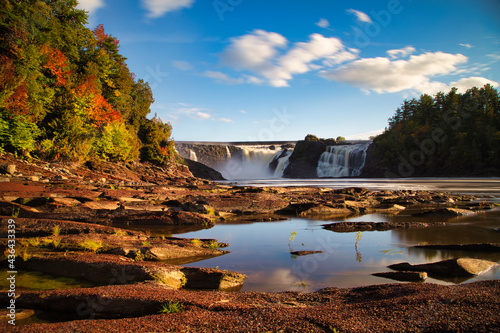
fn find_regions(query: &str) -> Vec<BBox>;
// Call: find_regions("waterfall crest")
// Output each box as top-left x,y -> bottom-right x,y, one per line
316,143 -> 370,178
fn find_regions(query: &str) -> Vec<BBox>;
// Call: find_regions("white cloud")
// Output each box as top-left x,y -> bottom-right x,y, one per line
240,110 -> 247,114
219,118 -> 234,123
320,51 -> 469,94
163,103 -> 213,122
220,30 -> 287,72
141,0 -> 194,18
459,43 -> 473,48
346,9 -> 373,24
216,31 -> 357,87
172,60 -> 193,71
76,0 -> 105,13
387,46 -> 416,59
450,76 -> 499,93
316,18 -> 330,28
202,71 -> 244,85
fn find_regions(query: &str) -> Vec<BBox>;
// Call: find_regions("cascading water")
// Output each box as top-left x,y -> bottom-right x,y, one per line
189,150 -> 198,162
316,143 -> 370,177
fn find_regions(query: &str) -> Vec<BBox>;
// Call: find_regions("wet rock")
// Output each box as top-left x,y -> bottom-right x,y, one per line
413,207 -> 476,217
290,250 -> 324,256
298,204 -> 352,217
180,267 -> 247,290
323,221 -> 447,232
372,271 -> 427,282
388,258 -> 498,277
14,253 -> 187,289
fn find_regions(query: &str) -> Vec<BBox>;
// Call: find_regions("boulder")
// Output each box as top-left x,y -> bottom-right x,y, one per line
388,258 -> 498,277
183,158 -> 225,180
283,139 -> 327,178
1,164 -> 16,175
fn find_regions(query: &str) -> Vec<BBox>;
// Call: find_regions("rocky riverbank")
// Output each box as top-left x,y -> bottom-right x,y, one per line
1,153 -> 499,332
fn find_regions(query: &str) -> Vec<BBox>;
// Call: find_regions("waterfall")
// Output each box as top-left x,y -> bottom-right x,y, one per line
317,143 -> 370,178
273,150 -> 292,177
189,150 -> 198,162
225,146 -> 231,159
221,146 -> 289,180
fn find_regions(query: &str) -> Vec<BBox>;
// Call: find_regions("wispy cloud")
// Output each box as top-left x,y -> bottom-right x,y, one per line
141,0 -> 194,18
459,43 -> 473,48
219,118 -> 234,123
346,9 -> 373,24
316,18 -> 330,29
172,60 -> 193,71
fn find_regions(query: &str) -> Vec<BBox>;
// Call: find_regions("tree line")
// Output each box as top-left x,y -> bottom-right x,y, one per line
371,84 -> 500,176
0,0 -> 174,164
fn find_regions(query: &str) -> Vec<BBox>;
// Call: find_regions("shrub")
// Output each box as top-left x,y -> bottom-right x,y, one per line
94,122 -> 140,162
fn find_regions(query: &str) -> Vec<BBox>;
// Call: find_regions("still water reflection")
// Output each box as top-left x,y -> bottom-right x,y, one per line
175,178 -> 500,292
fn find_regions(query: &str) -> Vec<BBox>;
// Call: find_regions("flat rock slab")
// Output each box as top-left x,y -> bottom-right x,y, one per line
323,221 -> 447,232
413,207 -> 477,217
388,258 -> 498,277
11,252 -> 246,291
372,271 -> 427,282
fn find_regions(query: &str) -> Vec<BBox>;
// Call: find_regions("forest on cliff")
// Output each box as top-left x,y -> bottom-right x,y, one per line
0,0 -> 174,164
367,85 -> 500,176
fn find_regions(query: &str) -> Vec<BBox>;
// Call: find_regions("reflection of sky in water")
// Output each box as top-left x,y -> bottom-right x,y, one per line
177,179 -> 500,292
178,210 -> 500,292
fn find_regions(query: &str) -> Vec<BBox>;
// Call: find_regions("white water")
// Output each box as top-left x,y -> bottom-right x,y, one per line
189,150 -> 198,162
273,150 -> 292,178
219,146 -> 290,180
317,143 -> 370,178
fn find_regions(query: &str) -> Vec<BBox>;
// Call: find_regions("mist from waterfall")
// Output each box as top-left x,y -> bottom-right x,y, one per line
220,147 -> 284,180
316,143 -> 370,178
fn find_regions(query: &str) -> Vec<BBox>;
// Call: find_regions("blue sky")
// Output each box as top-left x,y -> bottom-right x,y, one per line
77,0 -> 500,142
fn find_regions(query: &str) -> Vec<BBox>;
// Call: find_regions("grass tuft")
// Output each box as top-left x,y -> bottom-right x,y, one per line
158,301 -> 183,314
78,239 -> 103,253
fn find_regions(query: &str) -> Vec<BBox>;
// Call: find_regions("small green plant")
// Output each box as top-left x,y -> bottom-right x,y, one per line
11,206 -> 20,218
52,238 -> 61,250
190,239 -> 203,247
207,241 -> 220,249
27,237 -> 41,247
288,230 -> 298,251
329,326 -> 341,333
158,301 -> 183,314
78,239 -> 103,253
113,229 -> 127,237
52,225 -> 61,236
293,280 -> 309,288
134,250 -> 144,261
354,231 -> 362,263
141,241 -> 151,246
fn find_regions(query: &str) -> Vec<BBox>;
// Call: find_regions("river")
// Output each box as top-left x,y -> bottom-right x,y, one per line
173,178 -> 500,292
